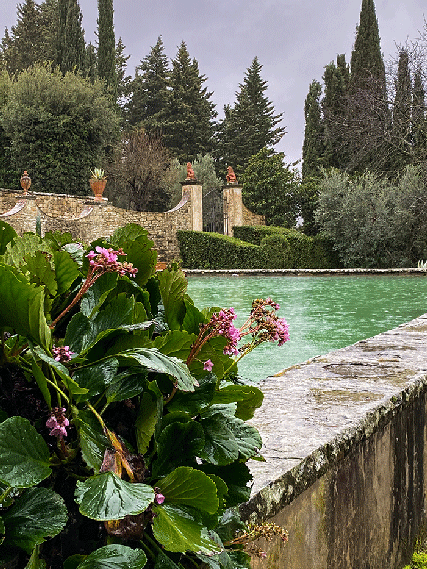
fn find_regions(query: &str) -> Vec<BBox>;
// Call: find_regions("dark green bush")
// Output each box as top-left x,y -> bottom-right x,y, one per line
177,231 -> 265,269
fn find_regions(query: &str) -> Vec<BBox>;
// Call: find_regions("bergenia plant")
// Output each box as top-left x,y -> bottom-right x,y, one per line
0,220 -> 288,569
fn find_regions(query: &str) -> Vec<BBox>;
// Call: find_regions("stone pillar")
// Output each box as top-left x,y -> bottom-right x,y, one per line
223,183 -> 243,236
181,179 -> 203,232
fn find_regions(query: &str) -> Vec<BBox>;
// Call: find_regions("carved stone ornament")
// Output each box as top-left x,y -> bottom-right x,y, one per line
226,166 -> 237,184
20,171 -> 31,194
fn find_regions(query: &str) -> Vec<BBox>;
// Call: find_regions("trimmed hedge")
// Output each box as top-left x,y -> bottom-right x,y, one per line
177,231 -> 266,269
177,227 -> 341,269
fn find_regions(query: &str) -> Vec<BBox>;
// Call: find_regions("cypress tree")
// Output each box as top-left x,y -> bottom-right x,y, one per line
391,49 -> 412,172
412,68 -> 426,156
302,80 -> 324,180
128,36 -> 170,131
346,0 -> 388,172
322,54 -> 350,170
56,0 -> 86,74
162,41 -> 216,163
97,0 -> 116,92
215,56 -> 285,177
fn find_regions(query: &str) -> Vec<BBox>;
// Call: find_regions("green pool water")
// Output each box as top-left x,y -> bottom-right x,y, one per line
186,274 -> 427,383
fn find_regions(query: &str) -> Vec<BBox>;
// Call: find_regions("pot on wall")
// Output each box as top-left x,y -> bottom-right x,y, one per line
89,178 -> 107,201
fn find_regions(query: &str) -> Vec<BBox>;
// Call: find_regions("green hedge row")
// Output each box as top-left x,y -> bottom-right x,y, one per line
177,227 -> 341,269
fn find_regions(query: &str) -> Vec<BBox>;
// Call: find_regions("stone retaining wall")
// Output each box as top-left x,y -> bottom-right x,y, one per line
0,187 -> 201,262
240,313 -> 427,568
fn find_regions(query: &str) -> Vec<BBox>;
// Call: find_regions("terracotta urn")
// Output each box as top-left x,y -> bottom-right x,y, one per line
89,178 -> 107,201
20,171 -> 31,194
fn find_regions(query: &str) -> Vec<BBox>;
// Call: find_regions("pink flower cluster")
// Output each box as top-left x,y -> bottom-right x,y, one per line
46,407 -> 69,439
86,246 -> 138,278
52,345 -> 74,363
244,298 -> 290,347
209,308 -> 241,356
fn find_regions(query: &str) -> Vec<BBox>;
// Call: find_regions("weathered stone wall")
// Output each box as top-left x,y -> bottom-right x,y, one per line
0,187 -> 201,262
240,314 -> 427,569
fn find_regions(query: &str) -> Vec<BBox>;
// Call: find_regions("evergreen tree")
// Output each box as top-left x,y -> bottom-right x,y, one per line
302,80 -> 324,180
346,0 -> 388,172
391,49 -> 412,172
1,0 -> 48,75
56,0 -> 86,74
97,0 -> 116,92
127,36 -> 170,131
115,37 -> 131,106
216,57 -> 285,177
412,68 -> 426,155
322,54 -> 350,170
85,42 -> 97,82
162,41 -> 216,163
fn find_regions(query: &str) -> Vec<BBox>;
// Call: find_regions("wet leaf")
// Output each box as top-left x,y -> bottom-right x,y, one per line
75,472 -> 154,521
157,466 -> 218,514
0,417 -> 51,488
2,487 -> 67,554
75,544 -> 147,569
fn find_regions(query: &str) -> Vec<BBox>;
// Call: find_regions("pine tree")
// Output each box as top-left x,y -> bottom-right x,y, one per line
56,0 -> 86,74
115,37 -> 131,108
215,57 -> 285,178
97,0 -> 116,92
128,36 -> 170,131
346,0 -> 388,172
1,0 -> 45,74
322,54 -> 350,170
302,80 -> 324,180
391,49 -> 412,172
162,41 -> 216,163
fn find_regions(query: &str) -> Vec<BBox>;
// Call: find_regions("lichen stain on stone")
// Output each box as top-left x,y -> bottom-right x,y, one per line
310,388 -> 383,404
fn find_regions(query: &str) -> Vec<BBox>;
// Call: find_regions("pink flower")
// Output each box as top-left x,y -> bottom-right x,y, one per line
154,489 -> 165,504
85,247 -> 138,278
46,407 -> 69,440
52,345 -> 74,362
203,359 -> 213,371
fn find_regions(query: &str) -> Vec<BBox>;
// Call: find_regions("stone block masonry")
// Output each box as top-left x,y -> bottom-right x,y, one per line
0,186 -> 200,263
240,313 -> 427,568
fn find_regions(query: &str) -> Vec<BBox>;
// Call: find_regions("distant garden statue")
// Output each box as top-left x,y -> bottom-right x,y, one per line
226,166 -> 237,184
186,162 -> 196,180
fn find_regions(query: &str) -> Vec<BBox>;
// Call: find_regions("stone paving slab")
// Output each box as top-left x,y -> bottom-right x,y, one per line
247,313 -> 427,496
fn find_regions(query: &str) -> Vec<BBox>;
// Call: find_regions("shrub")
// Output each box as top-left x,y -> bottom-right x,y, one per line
0,219 -> 290,568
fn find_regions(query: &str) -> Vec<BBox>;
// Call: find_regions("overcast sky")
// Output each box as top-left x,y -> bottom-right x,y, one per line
2,0 -> 427,168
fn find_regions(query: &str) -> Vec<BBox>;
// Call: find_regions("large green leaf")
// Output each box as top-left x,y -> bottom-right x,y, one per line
80,272 -> 118,318
200,463 -> 252,508
105,369 -> 147,403
157,267 -> 187,330
65,294 -> 139,355
153,551 -> 182,569
198,414 -> 239,466
136,391 -> 162,455
152,504 -> 221,554
54,250 -> 81,295
157,467 -> 218,514
120,348 -> 198,392
0,265 -> 51,348
182,297 -> 206,335
167,374 -> 216,415
0,417 -> 51,488
199,411 -> 262,465
152,423 -> 204,478
23,251 -> 57,296
75,409 -> 109,471
76,544 -> 147,569
75,472 -> 154,521
212,384 -> 264,420
0,220 -> 17,256
110,223 -> 157,287
72,358 -> 119,400
31,359 -> 51,408
153,330 -> 195,360
2,487 -> 67,554
3,233 -> 54,268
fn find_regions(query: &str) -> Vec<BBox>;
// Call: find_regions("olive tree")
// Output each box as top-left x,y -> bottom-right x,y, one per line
1,65 -> 120,195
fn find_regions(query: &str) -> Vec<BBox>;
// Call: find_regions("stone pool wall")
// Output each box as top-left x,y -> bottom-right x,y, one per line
240,313 -> 427,569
